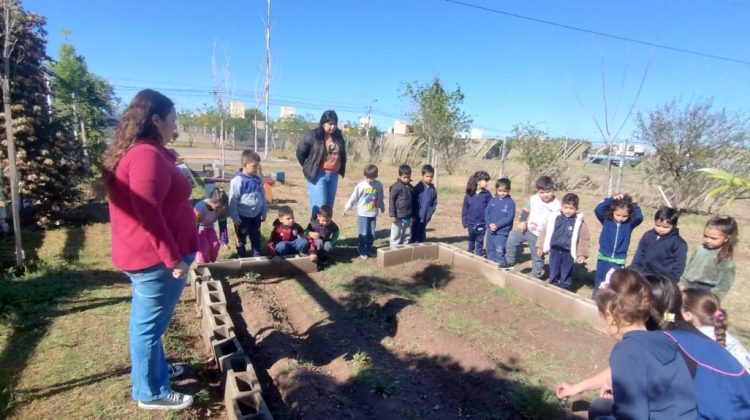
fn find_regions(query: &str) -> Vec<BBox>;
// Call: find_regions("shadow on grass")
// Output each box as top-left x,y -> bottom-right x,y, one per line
227,263 -> 566,419
0,230 -> 128,417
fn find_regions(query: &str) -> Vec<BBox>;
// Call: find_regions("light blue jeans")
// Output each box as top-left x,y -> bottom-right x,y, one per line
306,170 -> 339,220
125,253 -> 195,401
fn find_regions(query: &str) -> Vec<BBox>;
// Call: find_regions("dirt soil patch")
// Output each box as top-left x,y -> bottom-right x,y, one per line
225,259 -> 612,419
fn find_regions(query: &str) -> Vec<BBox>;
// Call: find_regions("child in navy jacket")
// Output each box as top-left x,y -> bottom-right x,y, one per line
461,171 -> 492,255
629,206 -> 687,282
593,194 -> 643,292
594,269 -> 697,419
410,164 -> 438,243
484,178 -> 515,265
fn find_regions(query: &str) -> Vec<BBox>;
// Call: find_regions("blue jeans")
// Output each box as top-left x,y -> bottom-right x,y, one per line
486,233 -> 509,265
235,215 -> 262,257
306,170 -> 339,220
275,238 -> 309,255
357,216 -> 377,256
549,247 -> 574,290
125,253 -> 195,402
505,230 -> 544,278
467,224 -> 487,256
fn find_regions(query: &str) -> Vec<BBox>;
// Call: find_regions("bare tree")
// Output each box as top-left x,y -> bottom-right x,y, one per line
1,0 -> 23,266
571,50 -> 651,196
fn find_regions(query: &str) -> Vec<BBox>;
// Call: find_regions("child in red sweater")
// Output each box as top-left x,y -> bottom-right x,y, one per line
268,206 -> 317,261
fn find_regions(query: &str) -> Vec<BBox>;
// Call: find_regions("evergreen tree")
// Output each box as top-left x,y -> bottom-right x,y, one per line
49,41 -> 116,173
0,2 -> 87,226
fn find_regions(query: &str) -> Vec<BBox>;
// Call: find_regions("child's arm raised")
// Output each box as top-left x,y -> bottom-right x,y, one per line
593,197 -> 612,223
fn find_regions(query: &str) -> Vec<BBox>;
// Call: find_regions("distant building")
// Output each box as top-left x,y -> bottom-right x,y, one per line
280,106 -> 296,118
470,128 -> 483,140
359,116 -> 371,128
393,119 -> 414,135
229,100 -> 245,119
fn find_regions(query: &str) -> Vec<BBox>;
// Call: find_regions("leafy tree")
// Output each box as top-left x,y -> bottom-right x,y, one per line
511,123 -> 561,190
403,77 -> 472,178
0,1 -> 87,227
270,114 -> 312,151
49,41 -> 117,173
634,99 -> 750,211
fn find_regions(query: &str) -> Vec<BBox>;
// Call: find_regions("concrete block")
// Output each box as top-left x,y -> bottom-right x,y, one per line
211,335 -> 246,372
202,324 -> 233,352
279,254 -> 317,277
200,280 -> 227,307
200,259 -> 243,279
452,250 -> 486,277
504,271 -> 546,302
201,304 -> 234,342
225,369 -> 262,396
239,256 -> 278,278
437,243 -> 455,265
189,269 -> 203,307
411,243 -> 439,260
221,353 -> 253,375
482,265 -> 507,288
570,297 -> 606,333
226,390 -> 272,420
377,245 -> 413,267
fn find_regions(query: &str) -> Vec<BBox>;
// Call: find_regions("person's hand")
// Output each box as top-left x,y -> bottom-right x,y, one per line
612,194 -> 624,200
555,382 -> 579,399
171,261 -> 189,279
536,249 -> 544,258
309,232 -> 320,240
575,256 -> 586,264
489,223 -> 497,232
310,254 -> 318,262
599,384 -> 613,399
516,221 -> 526,232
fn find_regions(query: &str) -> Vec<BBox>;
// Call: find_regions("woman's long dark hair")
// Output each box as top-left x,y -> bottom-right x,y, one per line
313,110 -> 340,138
101,90 -> 174,179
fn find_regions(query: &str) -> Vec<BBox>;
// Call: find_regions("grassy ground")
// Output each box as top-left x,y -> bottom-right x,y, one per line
0,222 -> 217,419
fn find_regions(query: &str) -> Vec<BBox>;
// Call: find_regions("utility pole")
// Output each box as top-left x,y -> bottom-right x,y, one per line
263,0 -> 271,159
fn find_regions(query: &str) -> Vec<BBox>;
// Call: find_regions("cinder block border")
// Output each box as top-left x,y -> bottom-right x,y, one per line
377,243 -> 605,333
189,269 -> 273,420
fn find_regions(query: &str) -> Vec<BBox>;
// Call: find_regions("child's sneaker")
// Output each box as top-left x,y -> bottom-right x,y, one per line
359,255 -> 368,260
138,391 -> 193,411
498,262 -> 515,270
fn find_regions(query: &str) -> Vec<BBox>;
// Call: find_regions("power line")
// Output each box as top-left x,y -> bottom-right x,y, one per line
445,0 -> 750,66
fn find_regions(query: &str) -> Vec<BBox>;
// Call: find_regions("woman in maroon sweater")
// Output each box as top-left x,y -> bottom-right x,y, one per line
101,89 -> 197,411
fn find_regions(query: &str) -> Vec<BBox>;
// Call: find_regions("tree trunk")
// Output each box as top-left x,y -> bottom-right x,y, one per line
1,73 -> 24,267
615,138 -> 628,194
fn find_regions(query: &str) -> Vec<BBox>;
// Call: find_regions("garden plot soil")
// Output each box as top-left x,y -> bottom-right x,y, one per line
225,259 -> 612,419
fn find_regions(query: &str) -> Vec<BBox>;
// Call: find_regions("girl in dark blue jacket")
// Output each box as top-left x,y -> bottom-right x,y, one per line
461,170 -> 491,256
593,194 -> 643,292
630,206 -> 688,282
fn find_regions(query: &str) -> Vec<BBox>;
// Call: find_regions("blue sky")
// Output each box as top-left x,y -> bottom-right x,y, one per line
24,0 -> 750,141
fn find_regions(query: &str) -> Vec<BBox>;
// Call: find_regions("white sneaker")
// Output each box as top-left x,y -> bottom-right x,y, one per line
138,391 -> 193,411
359,255 -> 368,260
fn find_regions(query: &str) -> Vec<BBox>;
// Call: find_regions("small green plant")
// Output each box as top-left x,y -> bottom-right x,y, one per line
351,350 -> 372,381
194,388 -> 211,403
243,271 -> 260,282
371,377 -> 394,397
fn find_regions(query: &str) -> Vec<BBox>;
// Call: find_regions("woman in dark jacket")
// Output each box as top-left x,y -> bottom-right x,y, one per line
296,110 -> 347,220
